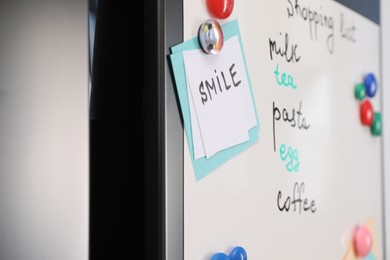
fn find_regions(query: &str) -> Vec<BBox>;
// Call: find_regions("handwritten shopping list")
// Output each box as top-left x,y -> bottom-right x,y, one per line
169,20 -> 260,180
183,36 -> 256,159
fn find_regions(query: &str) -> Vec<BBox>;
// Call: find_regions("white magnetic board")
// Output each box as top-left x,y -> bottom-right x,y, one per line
179,0 -> 384,259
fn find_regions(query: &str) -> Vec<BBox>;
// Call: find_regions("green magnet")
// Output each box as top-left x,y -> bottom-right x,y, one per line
371,112 -> 382,136
355,83 -> 366,100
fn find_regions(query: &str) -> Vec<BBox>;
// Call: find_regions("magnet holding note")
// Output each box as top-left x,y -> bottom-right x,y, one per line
198,19 -> 224,54
342,218 -> 379,260
353,224 -> 372,257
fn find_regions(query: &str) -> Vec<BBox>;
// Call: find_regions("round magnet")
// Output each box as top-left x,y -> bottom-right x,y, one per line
207,0 -> 234,19
360,99 -> 374,126
364,73 -> 377,98
371,112 -> 382,136
210,252 -> 230,260
198,19 -> 224,55
353,224 -> 372,257
229,246 -> 247,260
355,83 -> 366,100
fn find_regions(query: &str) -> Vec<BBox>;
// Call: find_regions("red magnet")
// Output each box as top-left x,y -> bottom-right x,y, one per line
207,0 -> 234,19
353,225 -> 372,257
360,99 -> 374,126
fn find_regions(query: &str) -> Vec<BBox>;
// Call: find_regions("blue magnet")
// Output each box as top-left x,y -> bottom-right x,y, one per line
229,246 -> 247,260
210,252 -> 230,260
364,73 -> 377,98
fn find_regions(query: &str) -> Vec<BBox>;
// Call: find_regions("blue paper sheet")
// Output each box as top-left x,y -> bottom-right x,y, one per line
363,251 -> 376,260
169,19 -> 260,180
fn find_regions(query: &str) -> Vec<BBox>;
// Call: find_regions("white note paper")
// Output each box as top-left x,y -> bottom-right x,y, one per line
183,36 -> 256,158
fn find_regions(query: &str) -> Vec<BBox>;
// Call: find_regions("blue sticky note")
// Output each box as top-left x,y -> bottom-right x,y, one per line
363,251 -> 376,260
169,19 -> 260,180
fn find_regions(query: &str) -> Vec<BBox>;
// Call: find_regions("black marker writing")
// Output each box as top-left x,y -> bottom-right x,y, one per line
286,0 -> 334,54
277,182 -> 317,214
269,32 -> 301,63
340,13 -> 356,43
273,100 -> 310,152
199,63 -> 241,105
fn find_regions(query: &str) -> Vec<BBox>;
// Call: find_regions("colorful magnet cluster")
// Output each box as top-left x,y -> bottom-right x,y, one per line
198,0 -> 234,54
211,246 -> 247,260
355,73 -> 381,136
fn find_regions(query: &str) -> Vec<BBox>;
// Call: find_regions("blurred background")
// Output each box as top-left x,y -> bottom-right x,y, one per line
0,0 -> 135,259
0,1 -> 88,259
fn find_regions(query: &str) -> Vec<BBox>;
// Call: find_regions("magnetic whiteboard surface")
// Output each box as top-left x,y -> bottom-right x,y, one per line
182,0 -> 383,259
